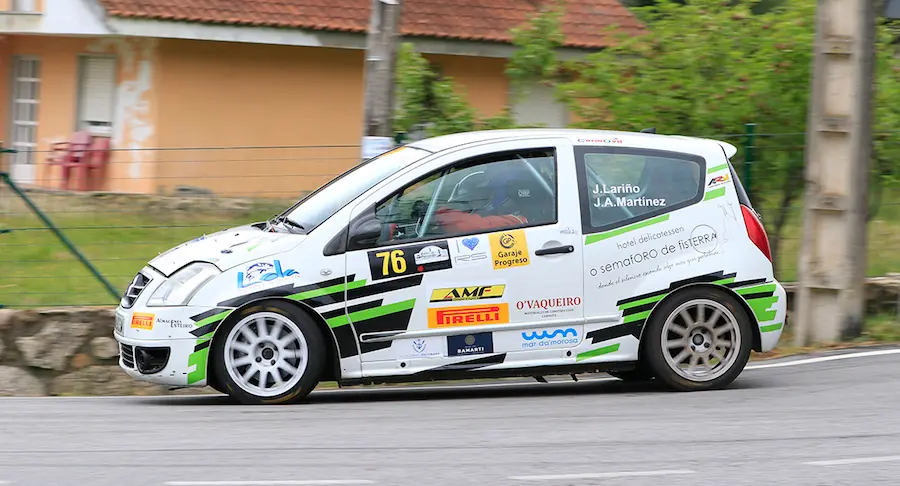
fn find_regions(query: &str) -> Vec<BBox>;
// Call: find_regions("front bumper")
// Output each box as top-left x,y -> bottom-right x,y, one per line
115,332 -> 201,387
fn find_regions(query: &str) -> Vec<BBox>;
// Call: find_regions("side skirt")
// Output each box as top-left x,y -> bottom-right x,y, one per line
337,360 -> 640,387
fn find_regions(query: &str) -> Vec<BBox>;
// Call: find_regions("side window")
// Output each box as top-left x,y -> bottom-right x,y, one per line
575,147 -> 705,233
372,148 -> 558,245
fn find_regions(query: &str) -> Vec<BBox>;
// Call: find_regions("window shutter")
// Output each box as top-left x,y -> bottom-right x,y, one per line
78,56 -> 117,135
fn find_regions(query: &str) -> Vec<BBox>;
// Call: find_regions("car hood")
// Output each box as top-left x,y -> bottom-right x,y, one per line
148,224 -> 307,277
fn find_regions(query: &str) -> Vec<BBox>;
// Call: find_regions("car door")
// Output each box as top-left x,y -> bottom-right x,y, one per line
340,137 -> 585,376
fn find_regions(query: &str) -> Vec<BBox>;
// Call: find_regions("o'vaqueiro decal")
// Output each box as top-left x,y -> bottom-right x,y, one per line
578,270 -> 781,361
184,273 -> 426,384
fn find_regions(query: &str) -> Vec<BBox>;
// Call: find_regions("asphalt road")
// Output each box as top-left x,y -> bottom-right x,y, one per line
2,347 -> 900,486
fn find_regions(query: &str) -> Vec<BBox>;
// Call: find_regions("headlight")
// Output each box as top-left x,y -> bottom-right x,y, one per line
147,263 -> 220,307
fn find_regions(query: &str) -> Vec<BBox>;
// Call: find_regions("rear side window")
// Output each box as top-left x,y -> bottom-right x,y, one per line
574,146 -> 706,234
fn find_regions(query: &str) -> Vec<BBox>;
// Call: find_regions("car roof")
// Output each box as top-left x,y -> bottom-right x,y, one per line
407,128 -> 737,160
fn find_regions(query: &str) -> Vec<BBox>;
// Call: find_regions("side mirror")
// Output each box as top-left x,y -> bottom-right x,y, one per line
347,213 -> 382,251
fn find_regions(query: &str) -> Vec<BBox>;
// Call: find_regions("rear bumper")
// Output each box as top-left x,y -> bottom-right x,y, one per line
757,281 -> 787,352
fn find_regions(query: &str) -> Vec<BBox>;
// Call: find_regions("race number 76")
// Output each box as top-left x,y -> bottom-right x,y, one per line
375,249 -> 407,276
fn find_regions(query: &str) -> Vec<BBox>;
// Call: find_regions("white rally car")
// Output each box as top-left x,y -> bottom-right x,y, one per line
113,128 -> 786,405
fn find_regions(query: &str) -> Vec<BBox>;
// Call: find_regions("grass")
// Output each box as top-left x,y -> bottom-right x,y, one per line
2,190 -> 899,307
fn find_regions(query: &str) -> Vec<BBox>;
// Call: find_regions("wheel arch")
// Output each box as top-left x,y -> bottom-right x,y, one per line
636,283 -> 763,360
207,297 -> 344,384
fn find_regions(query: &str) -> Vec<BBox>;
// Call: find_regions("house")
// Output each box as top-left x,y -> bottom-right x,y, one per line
0,0 -> 643,198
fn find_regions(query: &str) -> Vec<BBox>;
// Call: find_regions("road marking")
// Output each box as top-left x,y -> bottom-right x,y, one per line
745,348 -> 900,370
164,481 -> 375,485
509,469 -> 696,481
804,455 -> 900,466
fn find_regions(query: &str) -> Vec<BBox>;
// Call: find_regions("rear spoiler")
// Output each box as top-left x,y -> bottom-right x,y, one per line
716,141 -> 738,160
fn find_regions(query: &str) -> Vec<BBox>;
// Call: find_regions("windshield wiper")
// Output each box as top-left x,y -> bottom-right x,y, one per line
270,215 -> 305,232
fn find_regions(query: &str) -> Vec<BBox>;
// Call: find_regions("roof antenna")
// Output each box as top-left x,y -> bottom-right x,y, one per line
640,127 -> 657,134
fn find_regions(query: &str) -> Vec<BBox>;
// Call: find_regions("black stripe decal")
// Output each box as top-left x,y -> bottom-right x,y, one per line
216,274 -> 356,308
586,322 -> 642,344
193,340 -> 211,352
725,278 -> 768,289
190,320 -> 223,338
320,299 -> 383,321
740,291 -> 775,301
356,308 -> 416,354
346,274 -> 424,301
415,353 -> 507,373
190,307 -> 231,322
621,301 -> 657,316
332,324 -> 359,358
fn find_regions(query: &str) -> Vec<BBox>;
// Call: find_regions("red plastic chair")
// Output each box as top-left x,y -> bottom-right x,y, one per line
43,131 -> 92,190
79,137 -> 111,191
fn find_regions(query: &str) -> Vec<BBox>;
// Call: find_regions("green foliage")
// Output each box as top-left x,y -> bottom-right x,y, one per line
505,0 -> 566,97
393,43 -> 518,137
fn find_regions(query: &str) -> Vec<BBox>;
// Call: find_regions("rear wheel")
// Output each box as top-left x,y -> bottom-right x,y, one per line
644,287 -> 753,391
211,301 -> 325,405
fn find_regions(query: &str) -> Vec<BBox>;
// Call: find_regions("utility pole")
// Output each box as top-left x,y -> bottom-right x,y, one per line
360,0 -> 402,160
795,0 -> 876,346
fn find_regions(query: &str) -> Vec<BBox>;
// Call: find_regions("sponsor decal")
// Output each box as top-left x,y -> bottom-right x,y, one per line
428,303 -> 510,329
521,328 -> 580,349
516,297 -> 582,318
577,137 -> 623,144
454,236 -> 488,265
614,226 -> 685,251
592,183 -> 666,208
560,227 -> 577,235
130,312 -> 155,330
400,338 -> 441,359
447,332 -> 493,356
237,260 -> 298,289
594,224 -> 720,276
158,317 -> 192,329
430,285 -> 505,302
367,240 -> 453,280
681,224 -> 719,254
489,230 -> 530,270
707,174 -> 730,188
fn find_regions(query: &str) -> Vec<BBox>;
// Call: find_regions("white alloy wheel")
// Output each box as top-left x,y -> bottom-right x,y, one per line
223,312 -> 310,398
661,299 -> 741,382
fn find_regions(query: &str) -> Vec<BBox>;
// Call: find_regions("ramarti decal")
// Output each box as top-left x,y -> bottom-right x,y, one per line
447,332 -> 493,357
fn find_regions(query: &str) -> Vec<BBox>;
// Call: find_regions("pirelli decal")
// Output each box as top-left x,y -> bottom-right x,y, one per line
427,303 -> 510,329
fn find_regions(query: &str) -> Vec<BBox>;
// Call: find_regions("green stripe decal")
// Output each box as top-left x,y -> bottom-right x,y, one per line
187,340 -> 211,385
736,283 -> 776,295
713,277 -> 736,285
747,296 -> 779,322
326,298 -> 416,328
623,310 -> 651,324
618,293 -> 666,310
585,214 -> 670,245
704,187 -> 726,201
576,343 -> 620,362
193,310 -> 230,327
707,163 -> 728,174
760,322 -> 784,333
289,279 -> 367,301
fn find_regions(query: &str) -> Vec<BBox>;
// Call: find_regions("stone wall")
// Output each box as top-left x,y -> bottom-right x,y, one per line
0,276 -> 897,397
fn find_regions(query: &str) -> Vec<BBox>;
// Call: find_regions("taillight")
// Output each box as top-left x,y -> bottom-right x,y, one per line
740,204 -> 771,262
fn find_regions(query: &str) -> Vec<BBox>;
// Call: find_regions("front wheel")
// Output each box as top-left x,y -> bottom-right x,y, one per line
210,302 -> 325,405
644,287 -> 753,392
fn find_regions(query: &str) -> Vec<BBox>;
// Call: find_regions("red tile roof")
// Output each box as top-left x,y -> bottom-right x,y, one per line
97,0 -> 644,49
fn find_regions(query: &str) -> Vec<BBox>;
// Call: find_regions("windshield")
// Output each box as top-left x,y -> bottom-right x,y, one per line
279,146 -> 431,232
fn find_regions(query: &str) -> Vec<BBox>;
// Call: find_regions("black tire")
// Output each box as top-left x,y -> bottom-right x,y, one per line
210,301 -> 326,405
644,286 -> 753,392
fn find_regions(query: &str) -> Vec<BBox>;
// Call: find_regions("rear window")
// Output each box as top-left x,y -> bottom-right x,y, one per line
574,146 -> 706,233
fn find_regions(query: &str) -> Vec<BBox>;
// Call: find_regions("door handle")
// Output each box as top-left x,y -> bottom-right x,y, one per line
535,245 -> 575,256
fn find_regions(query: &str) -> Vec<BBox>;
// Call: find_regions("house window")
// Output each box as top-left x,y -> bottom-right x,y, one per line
11,0 -> 37,12
76,55 -> 117,136
9,56 -> 41,182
